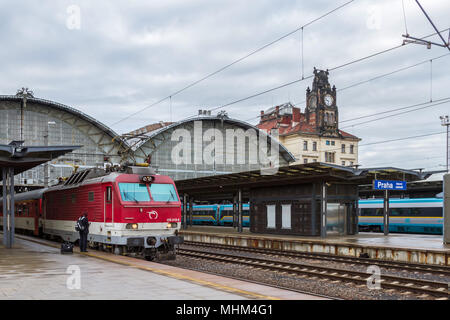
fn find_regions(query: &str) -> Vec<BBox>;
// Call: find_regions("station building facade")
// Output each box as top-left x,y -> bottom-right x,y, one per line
0,89 -> 128,188
0,89 -> 296,186
257,69 -> 360,167
131,110 -> 296,181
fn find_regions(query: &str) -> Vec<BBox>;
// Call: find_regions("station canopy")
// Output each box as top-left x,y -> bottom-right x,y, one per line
175,162 -> 436,200
0,141 -> 81,179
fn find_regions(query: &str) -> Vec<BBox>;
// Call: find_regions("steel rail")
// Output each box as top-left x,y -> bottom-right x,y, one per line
178,247 -> 449,299
183,241 -> 450,276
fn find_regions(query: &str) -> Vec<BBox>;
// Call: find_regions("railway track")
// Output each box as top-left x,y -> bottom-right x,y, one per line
183,241 -> 450,277
178,246 -> 449,299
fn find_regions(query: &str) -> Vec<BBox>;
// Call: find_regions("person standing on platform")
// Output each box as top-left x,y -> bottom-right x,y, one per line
76,213 -> 90,252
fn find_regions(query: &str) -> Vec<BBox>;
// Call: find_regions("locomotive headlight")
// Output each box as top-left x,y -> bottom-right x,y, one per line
167,222 -> 177,228
126,223 -> 139,230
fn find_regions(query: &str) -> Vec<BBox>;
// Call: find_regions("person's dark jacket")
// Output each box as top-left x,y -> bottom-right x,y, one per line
77,216 -> 89,233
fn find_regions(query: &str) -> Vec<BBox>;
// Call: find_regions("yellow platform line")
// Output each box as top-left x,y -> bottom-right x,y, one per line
14,234 -> 279,300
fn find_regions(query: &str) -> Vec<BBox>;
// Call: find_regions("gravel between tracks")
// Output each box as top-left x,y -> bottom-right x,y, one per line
161,244 -> 449,300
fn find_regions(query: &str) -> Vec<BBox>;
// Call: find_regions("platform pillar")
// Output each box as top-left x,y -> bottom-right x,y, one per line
444,174 -> 450,244
2,167 -> 15,248
238,189 -> 243,233
383,190 -> 390,236
182,194 -> 187,229
320,182 -> 327,238
189,197 -> 193,227
232,194 -> 237,228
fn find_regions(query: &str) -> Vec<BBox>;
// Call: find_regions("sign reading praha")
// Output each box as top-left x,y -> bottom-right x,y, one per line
373,180 -> 407,190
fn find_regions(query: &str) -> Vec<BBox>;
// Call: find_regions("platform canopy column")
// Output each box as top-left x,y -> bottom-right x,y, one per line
189,197 -> 193,227
238,189 -> 243,233
2,167 -> 15,248
383,190 -> 390,236
320,182 -> 327,238
233,194 -> 237,228
444,174 -> 450,244
182,194 -> 188,229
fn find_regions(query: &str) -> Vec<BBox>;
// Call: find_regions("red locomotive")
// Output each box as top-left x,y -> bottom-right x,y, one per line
0,165 -> 183,260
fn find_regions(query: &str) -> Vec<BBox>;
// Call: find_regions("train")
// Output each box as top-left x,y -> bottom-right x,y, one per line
184,204 -> 250,226
358,198 -> 443,234
0,166 -> 184,260
185,197 -> 444,235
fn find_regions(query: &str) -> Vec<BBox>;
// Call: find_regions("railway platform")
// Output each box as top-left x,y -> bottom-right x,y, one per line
179,226 -> 450,266
0,235 -> 325,300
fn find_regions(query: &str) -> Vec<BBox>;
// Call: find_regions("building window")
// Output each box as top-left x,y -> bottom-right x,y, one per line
303,141 -> 308,151
325,152 -> 335,163
342,161 -> 345,166
304,159 -> 308,164
313,159 -> 317,162
341,144 -> 346,153
88,192 -> 94,202
266,204 -> 276,229
312,141 -> 317,151
326,140 -> 330,146
281,204 -> 291,229
350,161 -> 354,166
331,141 -> 335,146
350,145 -> 354,154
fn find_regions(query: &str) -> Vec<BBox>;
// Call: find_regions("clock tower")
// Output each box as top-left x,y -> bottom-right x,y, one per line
305,68 -> 339,137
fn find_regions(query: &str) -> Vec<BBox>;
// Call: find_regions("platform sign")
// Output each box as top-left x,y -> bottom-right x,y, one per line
373,180 -> 407,191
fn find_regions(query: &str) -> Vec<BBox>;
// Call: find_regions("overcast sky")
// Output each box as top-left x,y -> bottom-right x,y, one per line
0,0 -> 449,177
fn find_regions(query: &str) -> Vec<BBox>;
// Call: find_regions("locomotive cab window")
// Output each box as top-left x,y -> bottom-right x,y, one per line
150,184 -> 179,202
119,183 -> 150,202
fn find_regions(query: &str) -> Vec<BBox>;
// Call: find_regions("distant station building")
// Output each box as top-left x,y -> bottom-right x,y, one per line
129,110 -> 296,181
0,89 -> 128,189
257,68 -> 360,167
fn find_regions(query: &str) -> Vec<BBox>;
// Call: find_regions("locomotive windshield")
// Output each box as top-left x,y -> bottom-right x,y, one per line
119,183 -> 151,202
150,184 -> 179,202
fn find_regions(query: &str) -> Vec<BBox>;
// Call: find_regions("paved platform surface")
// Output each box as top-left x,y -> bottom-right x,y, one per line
181,226 -> 450,252
0,236 -> 325,300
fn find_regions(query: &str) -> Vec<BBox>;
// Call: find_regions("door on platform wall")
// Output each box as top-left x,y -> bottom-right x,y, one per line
326,203 -> 347,236
104,186 -> 113,226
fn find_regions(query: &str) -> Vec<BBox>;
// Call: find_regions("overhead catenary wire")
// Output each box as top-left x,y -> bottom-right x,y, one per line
340,96 -> 450,124
109,0 -> 356,128
290,131 -> 447,160
213,28 -> 450,120
242,51 -> 450,124
340,98 -> 450,129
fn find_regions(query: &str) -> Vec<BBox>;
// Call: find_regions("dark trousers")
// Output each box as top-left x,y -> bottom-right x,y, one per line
79,231 -> 88,252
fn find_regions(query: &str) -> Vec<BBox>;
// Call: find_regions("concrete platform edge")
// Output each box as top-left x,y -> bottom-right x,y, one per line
180,231 -> 450,266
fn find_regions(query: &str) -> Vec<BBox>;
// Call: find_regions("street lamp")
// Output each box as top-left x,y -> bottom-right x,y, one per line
44,121 -> 56,187
440,115 -> 450,173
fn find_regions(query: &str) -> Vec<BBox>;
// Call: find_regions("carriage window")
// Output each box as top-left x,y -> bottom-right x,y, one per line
119,183 -> 150,202
360,208 -> 383,216
150,184 -> 179,202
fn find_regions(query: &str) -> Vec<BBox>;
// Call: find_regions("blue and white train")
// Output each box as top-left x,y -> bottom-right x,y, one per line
358,198 -> 443,234
183,204 -> 250,227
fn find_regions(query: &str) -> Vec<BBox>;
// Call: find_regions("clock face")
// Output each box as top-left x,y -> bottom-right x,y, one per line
324,94 -> 333,106
308,96 -> 317,109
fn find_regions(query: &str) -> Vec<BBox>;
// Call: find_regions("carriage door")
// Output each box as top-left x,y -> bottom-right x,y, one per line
104,186 -> 113,226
